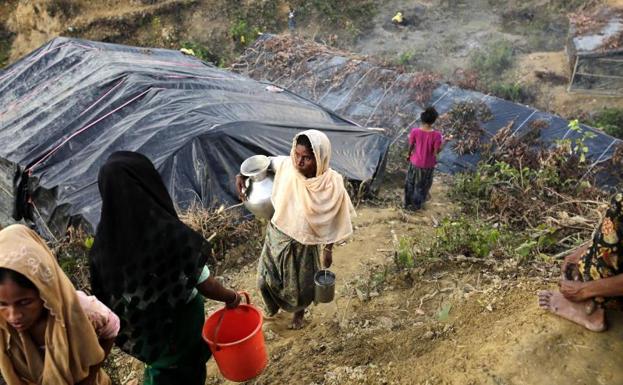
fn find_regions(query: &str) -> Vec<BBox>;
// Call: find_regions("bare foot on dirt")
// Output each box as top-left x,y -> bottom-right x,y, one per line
289,310 -> 305,330
538,290 -> 606,332
263,310 -> 279,321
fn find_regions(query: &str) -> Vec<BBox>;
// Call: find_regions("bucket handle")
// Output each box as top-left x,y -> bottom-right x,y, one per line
212,291 -> 251,351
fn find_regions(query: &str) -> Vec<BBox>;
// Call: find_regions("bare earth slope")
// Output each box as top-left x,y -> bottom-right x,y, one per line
194,181 -> 622,385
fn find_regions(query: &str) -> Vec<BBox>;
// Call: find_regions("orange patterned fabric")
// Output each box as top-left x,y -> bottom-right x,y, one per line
578,193 -> 623,306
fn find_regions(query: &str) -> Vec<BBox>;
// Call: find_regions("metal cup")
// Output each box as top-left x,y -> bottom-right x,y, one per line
314,269 -> 336,303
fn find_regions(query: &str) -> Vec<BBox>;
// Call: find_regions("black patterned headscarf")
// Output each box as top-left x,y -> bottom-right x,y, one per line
89,151 -> 208,362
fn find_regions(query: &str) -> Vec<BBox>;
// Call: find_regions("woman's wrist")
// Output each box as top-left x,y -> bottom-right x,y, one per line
226,290 -> 238,304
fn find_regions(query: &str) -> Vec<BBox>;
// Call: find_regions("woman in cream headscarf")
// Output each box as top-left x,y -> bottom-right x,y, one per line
236,129 -> 355,329
0,224 -> 119,385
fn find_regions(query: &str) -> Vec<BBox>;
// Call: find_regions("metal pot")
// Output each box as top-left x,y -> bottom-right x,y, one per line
240,155 -> 274,219
314,269 -> 336,303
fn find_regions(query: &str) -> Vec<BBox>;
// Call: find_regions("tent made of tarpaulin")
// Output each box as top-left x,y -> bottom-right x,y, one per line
0,37 -> 390,237
234,35 -> 622,188
428,85 -> 622,183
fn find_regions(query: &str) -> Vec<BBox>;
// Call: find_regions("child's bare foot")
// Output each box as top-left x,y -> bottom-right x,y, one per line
538,290 -> 606,332
289,310 -> 305,330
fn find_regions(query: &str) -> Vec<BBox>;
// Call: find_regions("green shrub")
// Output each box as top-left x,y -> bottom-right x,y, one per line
469,40 -> 514,80
398,50 -> 415,66
490,82 -> 535,103
46,0 -> 81,18
0,24 -> 14,69
229,19 -> 260,47
180,41 -> 221,64
295,0 -> 378,41
499,7 -> 568,52
394,236 -> 416,268
426,217 -> 505,259
589,108 -> 623,139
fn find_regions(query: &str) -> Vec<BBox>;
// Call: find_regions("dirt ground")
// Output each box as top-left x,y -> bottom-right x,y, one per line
1,1 -> 623,384
167,179 -> 620,385
353,0 -> 623,117
354,0 -> 510,75
515,51 -> 623,118
3,0 -> 623,115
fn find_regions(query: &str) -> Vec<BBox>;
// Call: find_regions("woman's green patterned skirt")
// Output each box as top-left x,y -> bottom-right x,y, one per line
257,222 -> 321,315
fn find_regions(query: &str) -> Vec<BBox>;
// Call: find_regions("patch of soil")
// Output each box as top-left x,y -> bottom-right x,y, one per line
514,51 -> 623,118
197,178 -> 623,385
1,0 -> 254,66
355,0 -> 506,76
353,0 -> 623,120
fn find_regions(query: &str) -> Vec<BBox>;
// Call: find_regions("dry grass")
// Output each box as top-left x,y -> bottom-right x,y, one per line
436,101 -> 493,155
179,204 -> 264,271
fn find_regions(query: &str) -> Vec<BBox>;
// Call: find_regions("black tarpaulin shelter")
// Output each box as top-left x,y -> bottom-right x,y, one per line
233,35 -> 622,190
0,37 -> 390,237
427,84 -> 623,184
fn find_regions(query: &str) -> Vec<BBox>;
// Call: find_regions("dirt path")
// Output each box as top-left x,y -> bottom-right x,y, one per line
197,180 -> 623,385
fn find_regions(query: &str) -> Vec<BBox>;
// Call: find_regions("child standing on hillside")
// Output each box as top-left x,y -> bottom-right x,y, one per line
288,7 -> 296,35
404,106 -> 444,211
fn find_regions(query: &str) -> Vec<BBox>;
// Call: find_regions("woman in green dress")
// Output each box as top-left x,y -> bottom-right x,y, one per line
90,151 -> 241,385
237,130 -> 355,329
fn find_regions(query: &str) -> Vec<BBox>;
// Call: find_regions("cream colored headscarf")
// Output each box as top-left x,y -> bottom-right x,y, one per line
0,225 -> 108,385
271,129 -> 355,245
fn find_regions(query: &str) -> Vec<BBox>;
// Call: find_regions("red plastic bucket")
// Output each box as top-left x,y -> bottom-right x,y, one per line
202,292 -> 268,382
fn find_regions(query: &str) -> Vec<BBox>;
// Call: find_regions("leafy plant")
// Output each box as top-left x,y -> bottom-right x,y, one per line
398,51 -> 415,66
180,41 -> 221,64
408,72 -> 442,105
448,117 -> 606,261
295,0 -> 378,42
437,303 -> 452,322
46,0 -> 81,18
0,23 -> 14,69
394,236 -> 416,268
588,108 -> 623,139
424,217 -> 506,259
490,82 -> 535,103
229,18 -> 263,47
83,236 -> 94,250
469,40 -> 514,80
556,119 -> 596,163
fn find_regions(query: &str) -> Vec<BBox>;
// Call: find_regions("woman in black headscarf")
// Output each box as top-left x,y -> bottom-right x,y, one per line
90,151 -> 240,385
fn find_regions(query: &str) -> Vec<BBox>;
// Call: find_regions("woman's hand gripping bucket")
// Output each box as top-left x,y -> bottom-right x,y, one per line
202,292 -> 268,382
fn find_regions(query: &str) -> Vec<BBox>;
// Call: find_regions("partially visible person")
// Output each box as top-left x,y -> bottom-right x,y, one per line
0,224 -> 119,385
288,7 -> 296,35
236,130 -> 355,329
90,151 -> 241,385
404,106 -> 445,211
392,11 -> 407,26
539,192 -> 623,332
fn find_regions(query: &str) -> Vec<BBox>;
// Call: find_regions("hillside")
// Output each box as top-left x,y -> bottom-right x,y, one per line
1,1 -> 623,385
